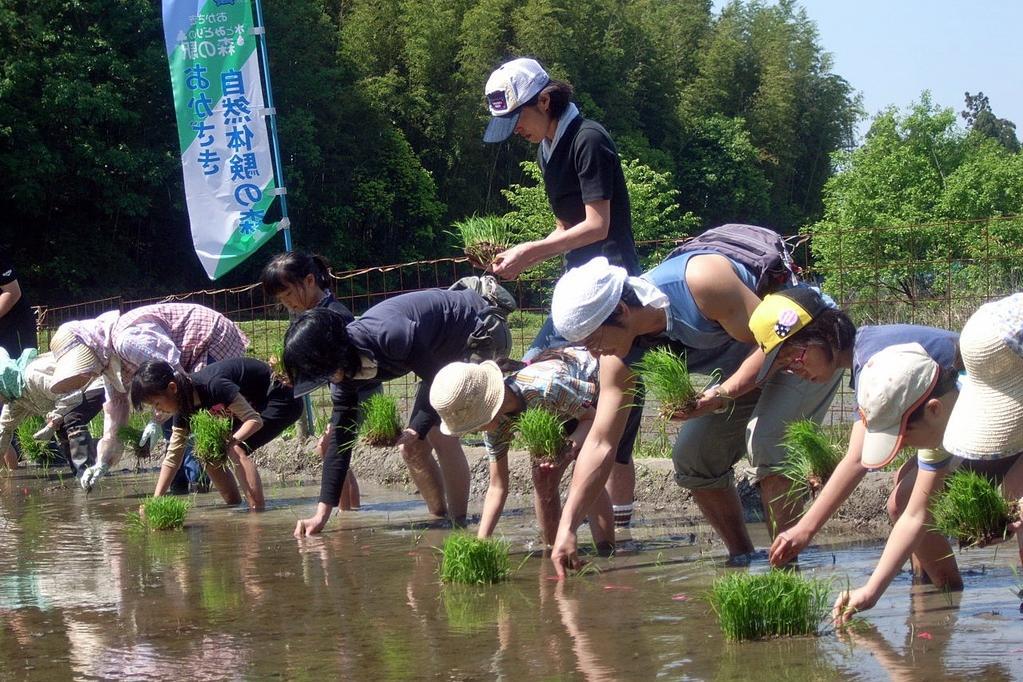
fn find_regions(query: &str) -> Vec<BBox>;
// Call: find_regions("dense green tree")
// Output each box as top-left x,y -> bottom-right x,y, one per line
961,91 -> 1019,153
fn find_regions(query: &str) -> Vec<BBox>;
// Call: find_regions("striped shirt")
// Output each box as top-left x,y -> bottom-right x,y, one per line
484,347 -> 598,461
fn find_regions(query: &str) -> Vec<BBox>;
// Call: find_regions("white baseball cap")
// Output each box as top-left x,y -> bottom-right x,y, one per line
943,293 -> 1023,459
483,58 -> 550,143
856,342 -> 939,469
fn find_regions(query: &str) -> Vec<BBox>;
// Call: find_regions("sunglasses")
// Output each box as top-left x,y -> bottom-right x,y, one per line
781,345 -> 809,373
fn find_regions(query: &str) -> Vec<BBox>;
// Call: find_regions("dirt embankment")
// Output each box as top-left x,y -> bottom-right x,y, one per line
253,436 -> 896,537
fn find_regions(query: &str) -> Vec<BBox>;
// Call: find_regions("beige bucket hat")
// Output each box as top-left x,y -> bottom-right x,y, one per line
943,293 -> 1023,459
430,361 -> 506,436
49,324 -> 109,394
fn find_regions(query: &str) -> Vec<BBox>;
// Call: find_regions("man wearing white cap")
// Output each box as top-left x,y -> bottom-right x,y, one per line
546,247 -> 842,574
834,295 -> 1023,624
483,57 -> 645,522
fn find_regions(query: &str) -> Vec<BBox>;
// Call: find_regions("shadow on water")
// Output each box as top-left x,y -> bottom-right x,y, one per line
0,471 -> 1020,680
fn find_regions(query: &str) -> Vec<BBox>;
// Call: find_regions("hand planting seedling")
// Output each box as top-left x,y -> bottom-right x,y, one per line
190,410 -> 234,468
358,393 -> 402,446
930,469 -> 1020,548
516,407 -> 567,463
117,411 -> 154,459
634,347 -> 720,418
776,419 -> 843,502
267,340 -> 286,381
708,570 -> 831,641
128,495 -> 190,531
440,532 -> 511,584
453,215 -> 511,269
16,415 -> 57,466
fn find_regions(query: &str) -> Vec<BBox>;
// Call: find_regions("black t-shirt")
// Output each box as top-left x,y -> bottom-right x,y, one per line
173,357 -> 274,428
0,256 -> 35,337
538,116 -> 641,275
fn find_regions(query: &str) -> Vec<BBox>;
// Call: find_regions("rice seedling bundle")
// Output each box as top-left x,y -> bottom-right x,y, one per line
776,419 -> 843,501
358,393 -> 402,446
516,407 -> 566,463
930,469 -> 1019,548
118,411 -> 153,459
453,215 -> 511,267
15,415 -> 56,465
440,532 -> 511,584
130,495 -> 190,531
634,347 -> 717,418
709,571 -> 831,641
190,410 -> 233,467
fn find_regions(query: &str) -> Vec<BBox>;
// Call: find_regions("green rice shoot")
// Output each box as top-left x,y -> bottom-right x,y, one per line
15,415 -> 55,465
440,532 -> 511,584
515,407 -> 567,462
634,347 -> 717,417
452,214 -> 511,266
358,393 -> 402,446
117,411 -> 153,459
709,571 -> 831,641
267,339 -> 286,381
128,496 -> 190,531
930,469 -> 1018,548
776,419 -> 843,502
190,410 -> 233,468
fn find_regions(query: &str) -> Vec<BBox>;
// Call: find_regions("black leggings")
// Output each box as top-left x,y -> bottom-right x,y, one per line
240,381 -> 303,451
56,387 -> 105,474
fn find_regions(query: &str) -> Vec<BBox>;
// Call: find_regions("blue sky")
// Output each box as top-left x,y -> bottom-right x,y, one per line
714,1 -> 1023,143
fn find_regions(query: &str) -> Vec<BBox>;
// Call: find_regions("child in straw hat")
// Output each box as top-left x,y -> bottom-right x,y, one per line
834,294 -> 1023,624
430,348 -> 614,549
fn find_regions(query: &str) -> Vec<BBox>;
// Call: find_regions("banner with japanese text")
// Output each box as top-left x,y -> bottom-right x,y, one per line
163,0 -> 281,279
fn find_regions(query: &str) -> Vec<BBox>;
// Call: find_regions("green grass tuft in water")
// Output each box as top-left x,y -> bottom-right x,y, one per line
930,469 -> 1017,548
709,571 -> 831,641
15,415 -> 55,465
515,407 -> 566,462
358,393 -> 402,446
776,419 -> 843,503
190,410 -> 233,467
128,495 -> 190,531
440,532 -> 510,584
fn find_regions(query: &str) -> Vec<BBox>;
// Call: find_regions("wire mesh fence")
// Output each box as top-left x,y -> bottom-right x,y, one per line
30,216 -> 1023,456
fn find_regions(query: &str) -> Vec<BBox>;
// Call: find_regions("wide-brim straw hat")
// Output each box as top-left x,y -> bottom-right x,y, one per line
49,324 -> 109,394
430,361 -> 506,436
943,294 -> 1023,459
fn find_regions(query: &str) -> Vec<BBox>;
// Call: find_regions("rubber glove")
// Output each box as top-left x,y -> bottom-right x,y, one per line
140,421 -> 162,450
80,463 -> 109,491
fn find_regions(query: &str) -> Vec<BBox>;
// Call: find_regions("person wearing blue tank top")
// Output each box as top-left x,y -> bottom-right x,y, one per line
545,255 -> 842,574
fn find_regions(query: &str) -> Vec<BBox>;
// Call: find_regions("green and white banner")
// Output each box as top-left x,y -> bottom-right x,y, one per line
163,0 -> 281,279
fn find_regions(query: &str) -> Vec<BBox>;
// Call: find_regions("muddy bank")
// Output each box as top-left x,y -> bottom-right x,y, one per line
253,435 -> 896,537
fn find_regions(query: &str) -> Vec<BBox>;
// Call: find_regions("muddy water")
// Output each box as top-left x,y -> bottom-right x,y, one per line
1,471 -> 1021,681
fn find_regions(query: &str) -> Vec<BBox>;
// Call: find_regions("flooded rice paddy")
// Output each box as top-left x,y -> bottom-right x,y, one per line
1,469 -> 1021,681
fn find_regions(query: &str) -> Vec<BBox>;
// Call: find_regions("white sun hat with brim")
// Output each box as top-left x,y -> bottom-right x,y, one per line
551,257 -> 669,343
857,342 -> 939,469
942,293 -> 1023,460
430,361 -> 506,436
49,324 -> 121,394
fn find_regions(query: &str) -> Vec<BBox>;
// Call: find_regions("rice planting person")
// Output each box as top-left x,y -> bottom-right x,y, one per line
834,294 -> 1023,623
0,348 -> 105,475
284,285 -> 512,536
0,257 -> 36,469
260,251 -> 367,509
429,348 -> 614,547
47,303 -> 249,491
482,57 -> 644,522
760,297 -> 1020,581
131,358 -> 302,510
546,239 -> 842,575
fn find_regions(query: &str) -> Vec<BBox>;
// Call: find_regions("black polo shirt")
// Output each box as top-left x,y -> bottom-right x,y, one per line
538,116 -> 641,275
173,357 -> 274,428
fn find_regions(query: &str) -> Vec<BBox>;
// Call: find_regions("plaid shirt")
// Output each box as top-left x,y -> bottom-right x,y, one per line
484,347 -> 598,461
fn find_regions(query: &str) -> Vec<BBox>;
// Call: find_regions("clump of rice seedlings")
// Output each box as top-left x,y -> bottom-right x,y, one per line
15,415 -> 56,465
634,347 -> 720,418
358,393 -> 402,446
440,532 -> 511,584
190,410 -> 233,467
516,407 -> 566,463
267,339 -> 286,381
930,470 -> 1019,548
453,215 -> 511,267
776,419 -> 843,501
128,496 -> 190,531
709,571 -> 831,641
118,411 -> 153,459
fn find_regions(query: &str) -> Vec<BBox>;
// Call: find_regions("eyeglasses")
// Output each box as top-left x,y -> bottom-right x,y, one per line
781,346 -> 809,374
